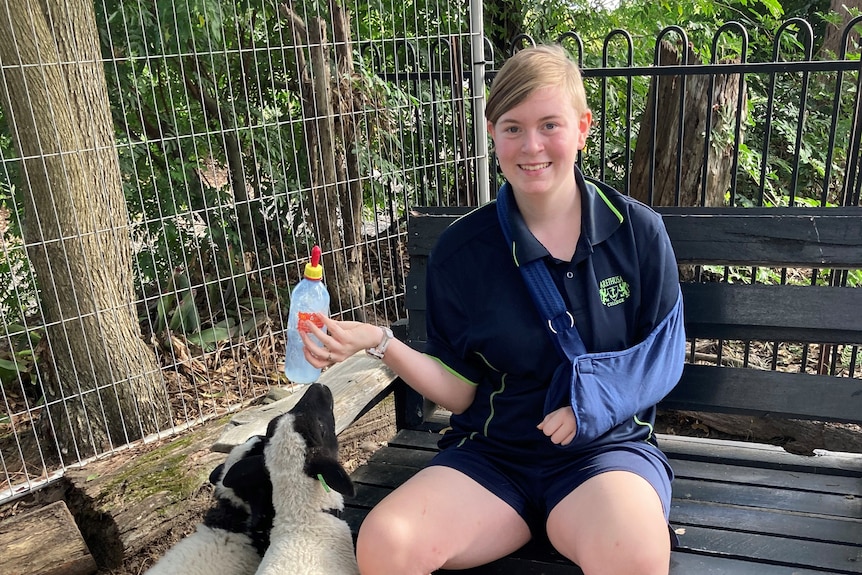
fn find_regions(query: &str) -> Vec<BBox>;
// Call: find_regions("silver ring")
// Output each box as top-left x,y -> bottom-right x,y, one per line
548,312 -> 575,334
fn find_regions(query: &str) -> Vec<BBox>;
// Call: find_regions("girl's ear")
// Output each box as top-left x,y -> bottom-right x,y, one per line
307,457 -> 355,497
576,110 -> 592,150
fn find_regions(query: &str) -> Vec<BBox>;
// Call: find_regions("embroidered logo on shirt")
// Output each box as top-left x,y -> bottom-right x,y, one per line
599,275 -> 630,307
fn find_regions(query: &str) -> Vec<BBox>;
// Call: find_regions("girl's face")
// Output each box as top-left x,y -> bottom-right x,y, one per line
488,85 -> 591,201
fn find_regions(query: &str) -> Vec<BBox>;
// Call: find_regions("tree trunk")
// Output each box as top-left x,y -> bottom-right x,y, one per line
282,3 -> 365,318
0,0 -> 170,458
485,0 -> 524,61
331,1 -> 368,321
819,0 -> 862,58
630,41 -> 744,207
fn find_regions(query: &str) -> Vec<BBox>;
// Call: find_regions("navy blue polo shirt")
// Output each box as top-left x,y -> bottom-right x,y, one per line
425,167 -> 680,459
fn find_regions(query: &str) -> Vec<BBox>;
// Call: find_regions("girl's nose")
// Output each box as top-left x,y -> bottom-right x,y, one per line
521,130 -> 543,153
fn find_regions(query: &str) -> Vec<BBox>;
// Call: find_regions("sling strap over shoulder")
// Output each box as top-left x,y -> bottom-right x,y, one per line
495,182 -> 588,361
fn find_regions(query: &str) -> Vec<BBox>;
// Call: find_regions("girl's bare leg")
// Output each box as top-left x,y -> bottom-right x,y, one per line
546,470 -> 670,575
356,465 -> 532,575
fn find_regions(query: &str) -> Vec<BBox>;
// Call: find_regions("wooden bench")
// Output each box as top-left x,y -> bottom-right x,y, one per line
342,205 -> 862,574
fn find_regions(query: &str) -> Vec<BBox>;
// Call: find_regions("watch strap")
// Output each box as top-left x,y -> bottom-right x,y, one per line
366,326 -> 393,359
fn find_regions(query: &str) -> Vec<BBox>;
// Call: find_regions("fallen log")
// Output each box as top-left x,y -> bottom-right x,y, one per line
62,416 -> 228,568
0,500 -> 97,575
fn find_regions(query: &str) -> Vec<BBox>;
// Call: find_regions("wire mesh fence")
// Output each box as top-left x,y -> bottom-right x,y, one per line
1,2 -> 860,503
0,0 -> 481,501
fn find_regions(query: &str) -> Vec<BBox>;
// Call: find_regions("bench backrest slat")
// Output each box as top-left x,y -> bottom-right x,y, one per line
658,207 -> 862,268
683,283 -> 861,343
664,365 -> 862,424
403,205 -> 862,426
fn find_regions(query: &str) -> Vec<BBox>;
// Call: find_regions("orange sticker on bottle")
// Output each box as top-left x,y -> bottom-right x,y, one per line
297,312 -> 324,333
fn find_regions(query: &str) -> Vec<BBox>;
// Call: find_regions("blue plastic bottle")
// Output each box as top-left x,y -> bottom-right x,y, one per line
284,245 -> 331,384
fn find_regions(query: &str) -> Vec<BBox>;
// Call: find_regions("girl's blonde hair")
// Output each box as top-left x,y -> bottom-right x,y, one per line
485,45 -> 589,125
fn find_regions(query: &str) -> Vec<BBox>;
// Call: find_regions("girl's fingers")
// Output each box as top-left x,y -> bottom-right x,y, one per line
299,329 -> 328,362
301,315 -> 346,363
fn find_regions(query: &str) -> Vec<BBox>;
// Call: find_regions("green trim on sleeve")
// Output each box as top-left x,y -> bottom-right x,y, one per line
428,355 -> 478,386
474,351 -> 500,372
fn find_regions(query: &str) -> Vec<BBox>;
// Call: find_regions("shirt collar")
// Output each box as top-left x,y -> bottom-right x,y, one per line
501,165 -> 624,265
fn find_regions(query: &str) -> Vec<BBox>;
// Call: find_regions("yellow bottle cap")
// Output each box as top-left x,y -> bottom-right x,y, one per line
304,245 -> 323,280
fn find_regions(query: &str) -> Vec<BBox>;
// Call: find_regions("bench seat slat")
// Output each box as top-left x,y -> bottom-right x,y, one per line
671,458 -> 862,496
657,434 -> 862,475
349,460 -> 422,487
361,441 -> 862,497
677,525 -> 862,573
668,553 -> 847,575
674,477 -> 862,519
671,499 -> 862,546
661,364 -> 862,424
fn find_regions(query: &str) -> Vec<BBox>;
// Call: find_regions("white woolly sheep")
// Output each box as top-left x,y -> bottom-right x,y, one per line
252,382 -> 359,575
143,434 -> 272,575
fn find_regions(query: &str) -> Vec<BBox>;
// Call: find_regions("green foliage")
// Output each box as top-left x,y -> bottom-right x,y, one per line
0,322 -> 42,403
97,0 -> 472,339
1,0 -> 857,363
0,184 -> 38,327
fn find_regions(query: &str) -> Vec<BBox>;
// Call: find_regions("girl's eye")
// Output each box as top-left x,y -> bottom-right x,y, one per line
544,122 -> 557,130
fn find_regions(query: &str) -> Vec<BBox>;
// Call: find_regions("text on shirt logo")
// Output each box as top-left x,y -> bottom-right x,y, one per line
599,275 -> 630,307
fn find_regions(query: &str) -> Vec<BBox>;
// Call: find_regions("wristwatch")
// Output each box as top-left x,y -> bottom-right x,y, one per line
366,326 -> 394,359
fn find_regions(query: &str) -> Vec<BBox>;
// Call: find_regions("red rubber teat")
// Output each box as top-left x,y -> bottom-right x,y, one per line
304,245 -> 324,280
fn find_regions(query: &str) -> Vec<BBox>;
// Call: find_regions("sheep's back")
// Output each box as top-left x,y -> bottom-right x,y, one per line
254,515 -> 358,575
144,526 -> 260,575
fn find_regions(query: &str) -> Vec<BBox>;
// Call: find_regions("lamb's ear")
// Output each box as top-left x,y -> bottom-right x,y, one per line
209,463 -> 225,485
222,454 -> 268,490
308,457 -> 355,497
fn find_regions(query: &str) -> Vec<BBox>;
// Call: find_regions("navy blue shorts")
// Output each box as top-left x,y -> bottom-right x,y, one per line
430,440 -> 674,536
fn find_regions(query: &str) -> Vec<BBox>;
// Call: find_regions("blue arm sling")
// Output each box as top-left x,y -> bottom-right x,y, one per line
496,184 -> 686,446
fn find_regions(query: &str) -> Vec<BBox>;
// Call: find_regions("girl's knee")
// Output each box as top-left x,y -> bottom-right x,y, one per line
355,508 -> 428,575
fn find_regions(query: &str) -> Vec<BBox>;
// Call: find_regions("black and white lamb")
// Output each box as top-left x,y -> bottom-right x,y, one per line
143,433 -> 273,575
252,382 -> 360,575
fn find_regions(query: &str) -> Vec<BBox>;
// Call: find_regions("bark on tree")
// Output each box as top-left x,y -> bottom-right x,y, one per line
630,41 -> 745,207
819,0 -> 862,58
0,0 -> 170,458
330,1 -> 368,321
485,0 -> 524,61
281,2 -> 366,319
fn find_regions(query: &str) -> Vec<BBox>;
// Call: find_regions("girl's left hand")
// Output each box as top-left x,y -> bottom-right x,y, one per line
537,406 -> 577,446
